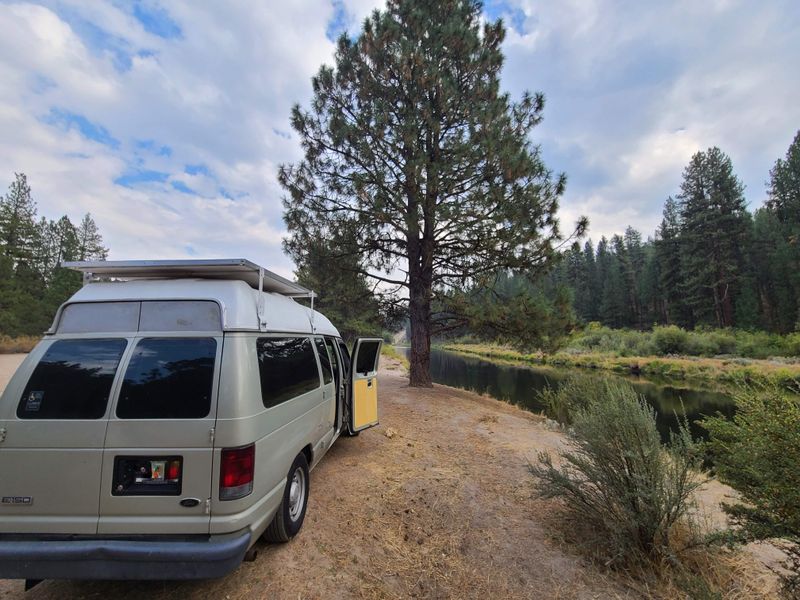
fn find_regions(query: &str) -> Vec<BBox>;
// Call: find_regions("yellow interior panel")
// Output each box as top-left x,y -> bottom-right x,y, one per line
353,378 -> 378,429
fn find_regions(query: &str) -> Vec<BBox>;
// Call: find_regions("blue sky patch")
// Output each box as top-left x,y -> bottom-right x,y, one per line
185,164 -> 211,177
43,108 -> 120,149
114,169 -> 169,187
483,0 -> 527,34
171,180 -> 195,194
53,8 -> 134,72
132,2 -> 182,39
326,0 -> 350,41
135,139 -> 172,156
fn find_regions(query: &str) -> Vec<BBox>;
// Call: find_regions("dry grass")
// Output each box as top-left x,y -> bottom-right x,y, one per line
535,499 -> 781,599
0,335 -> 39,354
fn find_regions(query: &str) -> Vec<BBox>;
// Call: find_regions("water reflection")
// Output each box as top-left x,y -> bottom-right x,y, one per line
398,347 -> 735,442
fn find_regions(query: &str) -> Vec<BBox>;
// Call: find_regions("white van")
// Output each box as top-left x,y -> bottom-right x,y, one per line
0,259 -> 382,583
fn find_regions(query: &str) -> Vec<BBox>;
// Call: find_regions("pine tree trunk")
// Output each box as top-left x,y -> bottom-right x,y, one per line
408,283 -> 432,387
407,231 -> 433,388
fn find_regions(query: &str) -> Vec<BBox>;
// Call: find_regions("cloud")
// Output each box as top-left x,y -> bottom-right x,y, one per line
499,0 -> 800,239
0,0 -> 797,286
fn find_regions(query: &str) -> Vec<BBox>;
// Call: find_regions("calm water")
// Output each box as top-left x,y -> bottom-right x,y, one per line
398,347 -> 735,442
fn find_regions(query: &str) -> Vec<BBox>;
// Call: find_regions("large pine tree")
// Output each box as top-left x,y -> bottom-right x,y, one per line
678,147 -> 749,328
280,0 -> 581,385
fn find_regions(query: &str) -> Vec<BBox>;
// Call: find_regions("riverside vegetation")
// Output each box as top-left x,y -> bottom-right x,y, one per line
443,323 -> 800,389
533,375 -> 798,597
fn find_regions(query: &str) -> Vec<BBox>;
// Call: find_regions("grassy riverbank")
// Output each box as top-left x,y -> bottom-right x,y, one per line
441,342 -> 800,389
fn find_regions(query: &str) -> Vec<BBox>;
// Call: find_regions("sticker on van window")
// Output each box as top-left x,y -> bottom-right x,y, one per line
24,391 -> 44,412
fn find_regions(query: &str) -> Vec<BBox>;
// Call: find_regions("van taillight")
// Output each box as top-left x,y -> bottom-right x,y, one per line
220,444 -> 255,501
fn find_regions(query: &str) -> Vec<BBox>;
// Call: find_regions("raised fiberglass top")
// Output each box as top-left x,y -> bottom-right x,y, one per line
53,260 -> 338,336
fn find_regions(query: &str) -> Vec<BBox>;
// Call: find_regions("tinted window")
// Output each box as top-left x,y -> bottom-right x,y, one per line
356,341 -> 380,374
139,301 -> 221,332
18,339 -> 127,419
257,337 -> 320,408
314,338 -> 333,385
58,302 -> 140,333
117,338 -> 217,419
338,341 -> 351,376
324,338 -> 340,387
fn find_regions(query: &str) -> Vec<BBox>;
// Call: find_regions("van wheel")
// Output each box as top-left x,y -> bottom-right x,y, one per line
264,453 -> 309,543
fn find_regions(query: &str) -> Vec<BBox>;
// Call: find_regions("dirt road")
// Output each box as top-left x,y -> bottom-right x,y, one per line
0,354 -> 778,598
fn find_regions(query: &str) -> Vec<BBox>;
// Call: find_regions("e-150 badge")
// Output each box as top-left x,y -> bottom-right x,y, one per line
1,496 -> 33,505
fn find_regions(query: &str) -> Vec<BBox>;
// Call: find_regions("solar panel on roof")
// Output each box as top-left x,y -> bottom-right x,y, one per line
62,258 -> 312,297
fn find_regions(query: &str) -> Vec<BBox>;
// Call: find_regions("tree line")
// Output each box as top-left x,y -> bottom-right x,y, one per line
0,173 -> 108,336
546,132 -> 800,334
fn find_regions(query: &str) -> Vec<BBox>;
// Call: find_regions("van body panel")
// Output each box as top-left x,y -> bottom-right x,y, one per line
97,334 -> 223,535
0,339 -> 127,535
353,378 -> 378,429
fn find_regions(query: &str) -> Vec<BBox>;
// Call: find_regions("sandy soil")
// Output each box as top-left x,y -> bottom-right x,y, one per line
0,354 -> 780,598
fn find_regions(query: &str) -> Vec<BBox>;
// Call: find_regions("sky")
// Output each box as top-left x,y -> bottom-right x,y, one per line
0,0 -> 798,279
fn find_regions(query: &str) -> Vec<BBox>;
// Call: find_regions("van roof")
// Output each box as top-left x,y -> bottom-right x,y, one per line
63,258 -> 311,297
53,261 -> 339,337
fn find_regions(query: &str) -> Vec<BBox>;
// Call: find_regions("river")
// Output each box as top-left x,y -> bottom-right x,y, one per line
398,347 -> 735,442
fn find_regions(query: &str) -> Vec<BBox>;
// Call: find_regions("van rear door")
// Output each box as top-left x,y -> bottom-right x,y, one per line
98,333 -> 222,535
349,338 -> 382,432
0,338 -> 128,534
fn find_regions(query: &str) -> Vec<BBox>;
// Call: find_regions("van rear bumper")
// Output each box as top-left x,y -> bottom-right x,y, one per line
0,529 -> 251,580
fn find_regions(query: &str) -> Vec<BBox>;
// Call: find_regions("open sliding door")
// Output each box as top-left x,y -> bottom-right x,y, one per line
350,338 -> 382,432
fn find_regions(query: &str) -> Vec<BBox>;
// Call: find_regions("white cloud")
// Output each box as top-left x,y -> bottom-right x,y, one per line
500,0 -> 800,239
0,0 -> 797,279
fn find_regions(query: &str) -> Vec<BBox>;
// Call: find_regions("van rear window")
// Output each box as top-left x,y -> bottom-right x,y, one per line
356,341 -> 381,374
117,338 -> 217,419
17,339 -> 127,419
257,337 -> 320,408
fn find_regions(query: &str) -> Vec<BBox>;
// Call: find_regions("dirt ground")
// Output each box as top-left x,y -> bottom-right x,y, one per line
0,354 -> 780,599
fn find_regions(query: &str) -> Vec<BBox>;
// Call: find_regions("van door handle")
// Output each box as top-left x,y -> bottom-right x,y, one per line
367,379 -> 373,388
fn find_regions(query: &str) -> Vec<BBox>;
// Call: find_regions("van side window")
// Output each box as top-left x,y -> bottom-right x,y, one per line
338,341 -> 351,376
257,337 -> 320,408
17,339 -> 127,419
324,337 -> 340,388
314,338 -> 333,385
117,338 -> 217,419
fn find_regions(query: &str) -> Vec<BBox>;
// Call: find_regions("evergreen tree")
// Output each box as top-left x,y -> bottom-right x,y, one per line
655,197 -> 690,326
0,173 -> 38,263
0,174 -> 109,336
76,213 -> 108,261
280,0 -> 583,385
766,131 -> 800,330
677,147 -> 749,328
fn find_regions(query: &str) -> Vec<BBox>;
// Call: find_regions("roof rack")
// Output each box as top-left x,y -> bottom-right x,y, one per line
62,259 -> 313,298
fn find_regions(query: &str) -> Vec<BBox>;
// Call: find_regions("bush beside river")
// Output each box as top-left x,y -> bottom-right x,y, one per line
443,337 -> 800,389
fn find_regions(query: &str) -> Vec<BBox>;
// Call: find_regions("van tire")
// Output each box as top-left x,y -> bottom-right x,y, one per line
264,453 -> 309,543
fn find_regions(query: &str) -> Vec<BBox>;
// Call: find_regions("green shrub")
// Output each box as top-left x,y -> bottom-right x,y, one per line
537,375 -> 612,425
785,333 -> 800,357
653,325 -> 691,355
531,379 -> 703,567
702,385 -> 800,595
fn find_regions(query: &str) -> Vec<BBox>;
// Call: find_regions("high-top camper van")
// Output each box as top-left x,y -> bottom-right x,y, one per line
0,259 -> 382,583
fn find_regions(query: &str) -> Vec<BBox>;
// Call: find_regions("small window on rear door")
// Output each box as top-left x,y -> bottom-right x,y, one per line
257,337 -> 320,408
117,338 -> 217,419
17,339 -> 127,419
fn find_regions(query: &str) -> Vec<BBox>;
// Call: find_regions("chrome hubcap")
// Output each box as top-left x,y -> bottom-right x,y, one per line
288,468 -> 306,522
